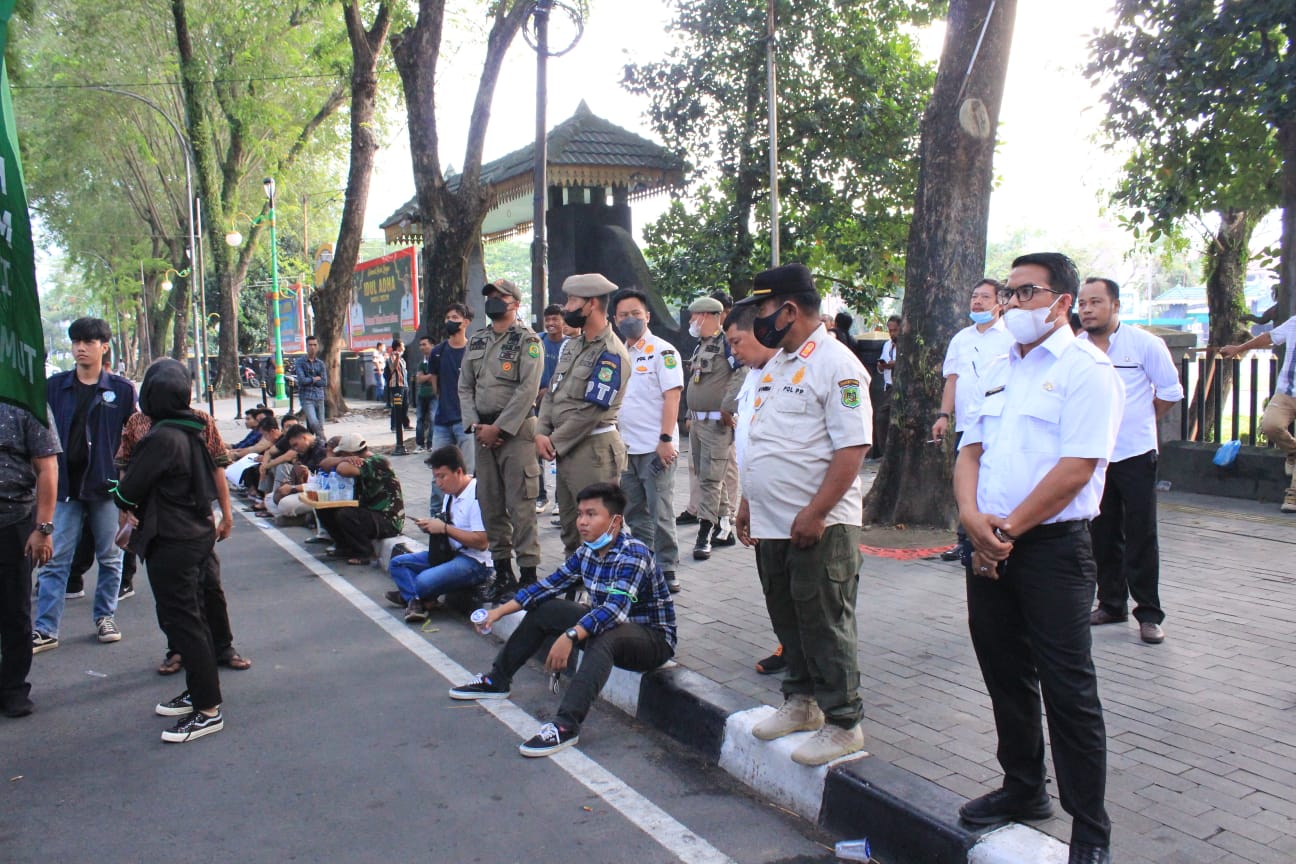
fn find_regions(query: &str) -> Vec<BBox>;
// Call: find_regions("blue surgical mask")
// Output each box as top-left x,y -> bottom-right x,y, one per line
583,517 -> 621,552
969,310 -> 994,325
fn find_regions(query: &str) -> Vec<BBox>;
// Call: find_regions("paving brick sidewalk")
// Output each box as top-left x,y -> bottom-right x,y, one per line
227,398 -> 1296,864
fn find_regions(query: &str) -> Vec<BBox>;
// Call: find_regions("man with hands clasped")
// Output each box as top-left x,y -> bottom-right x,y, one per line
954,253 -> 1122,864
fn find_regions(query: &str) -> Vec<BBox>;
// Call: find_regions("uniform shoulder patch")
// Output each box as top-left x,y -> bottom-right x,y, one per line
838,378 -> 861,409
527,342 -> 541,358
663,353 -> 678,369
799,340 -> 817,359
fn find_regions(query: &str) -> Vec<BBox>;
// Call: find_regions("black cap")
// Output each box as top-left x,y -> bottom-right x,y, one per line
735,263 -> 815,306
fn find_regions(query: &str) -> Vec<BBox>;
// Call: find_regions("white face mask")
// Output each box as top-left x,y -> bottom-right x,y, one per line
688,320 -> 703,339
1002,305 -> 1057,344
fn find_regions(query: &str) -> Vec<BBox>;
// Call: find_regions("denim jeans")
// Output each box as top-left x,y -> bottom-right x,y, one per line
415,394 -> 437,448
432,423 -> 475,473
35,498 -> 123,636
389,550 -> 491,602
301,397 -> 325,436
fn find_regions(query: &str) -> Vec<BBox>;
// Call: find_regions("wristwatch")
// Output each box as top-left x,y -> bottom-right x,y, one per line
564,627 -> 580,643
936,412 -> 950,420
659,434 -> 673,443
36,522 -> 54,536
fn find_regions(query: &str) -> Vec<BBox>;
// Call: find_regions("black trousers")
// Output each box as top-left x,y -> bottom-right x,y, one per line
966,523 -> 1110,847
156,550 -> 236,660
0,517 -> 34,712
69,517 -> 137,591
316,508 -> 398,558
147,536 -> 222,711
872,385 -> 892,459
490,598 -> 673,733
1091,450 -> 1163,624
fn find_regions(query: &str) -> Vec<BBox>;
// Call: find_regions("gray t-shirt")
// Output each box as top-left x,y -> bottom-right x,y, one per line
0,403 -> 63,528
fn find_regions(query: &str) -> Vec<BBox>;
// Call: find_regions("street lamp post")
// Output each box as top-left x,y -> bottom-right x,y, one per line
264,177 -> 288,402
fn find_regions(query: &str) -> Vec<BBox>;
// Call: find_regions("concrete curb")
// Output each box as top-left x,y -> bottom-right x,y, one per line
481,604 -> 1067,864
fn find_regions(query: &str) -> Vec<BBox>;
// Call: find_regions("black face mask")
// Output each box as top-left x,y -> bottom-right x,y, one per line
443,320 -> 462,335
563,304 -> 588,330
616,318 -> 646,342
753,303 -> 793,349
484,297 -> 509,320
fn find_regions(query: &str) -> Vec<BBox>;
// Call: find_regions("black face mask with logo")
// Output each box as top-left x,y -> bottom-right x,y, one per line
484,297 -> 509,320
752,303 -> 793,349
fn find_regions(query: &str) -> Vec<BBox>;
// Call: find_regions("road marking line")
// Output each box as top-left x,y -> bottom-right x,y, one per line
240,511 -> 736,864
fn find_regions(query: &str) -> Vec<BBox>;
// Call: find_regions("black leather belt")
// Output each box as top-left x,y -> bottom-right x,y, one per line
478,412 -> 499,424
1016,519 -> 1089,543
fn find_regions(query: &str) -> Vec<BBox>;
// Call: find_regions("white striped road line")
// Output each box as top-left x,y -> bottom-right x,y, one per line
239,510 -> 736,864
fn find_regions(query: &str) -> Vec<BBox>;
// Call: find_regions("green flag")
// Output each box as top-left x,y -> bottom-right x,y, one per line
0,0 -> 47,423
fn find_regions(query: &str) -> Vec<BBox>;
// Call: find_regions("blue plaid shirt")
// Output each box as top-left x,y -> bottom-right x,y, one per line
293,356 -> 327,402
514,532 -> 677,651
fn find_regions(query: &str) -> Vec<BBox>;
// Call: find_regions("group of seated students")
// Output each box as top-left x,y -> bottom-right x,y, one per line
380,447 -> 678,758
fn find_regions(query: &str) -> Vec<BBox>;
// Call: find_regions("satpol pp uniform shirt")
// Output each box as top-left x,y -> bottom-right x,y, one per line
733,365 -> 765,471
961,326 -> 1123,522
1079,323 -> 1183,462
619,335 -> 684,456
743,324 -> 872,539
942,319 -> 1013,433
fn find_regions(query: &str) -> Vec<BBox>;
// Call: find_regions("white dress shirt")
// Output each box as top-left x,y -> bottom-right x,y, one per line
961,326 -> 1123,523
744,325 -> 872,539
734,365 -> 764,472
880,339 -> 896,388
617,335 -> 685,455
1270,317 -> 1296,398
942,319 -> 1014,433
1079,322 -> 1184,462
440,478 -> 492,566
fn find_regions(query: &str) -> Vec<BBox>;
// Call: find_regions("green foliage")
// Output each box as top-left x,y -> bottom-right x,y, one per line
1087,0 -> 1291,239
625,0 -> 941,309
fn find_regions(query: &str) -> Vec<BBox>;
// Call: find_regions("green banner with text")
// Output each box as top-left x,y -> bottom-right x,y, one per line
0,0 -> 48,423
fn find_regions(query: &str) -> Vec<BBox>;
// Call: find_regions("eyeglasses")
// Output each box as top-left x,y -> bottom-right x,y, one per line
996,284 -> 1062,305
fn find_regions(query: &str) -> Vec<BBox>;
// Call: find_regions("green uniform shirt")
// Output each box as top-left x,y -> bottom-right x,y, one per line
457,321 -> 543,437
687,333 -> 744,414
538,322 -> 632,458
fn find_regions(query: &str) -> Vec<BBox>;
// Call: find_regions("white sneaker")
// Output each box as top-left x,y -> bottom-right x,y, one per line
790,722 -> 866,766
1282,490 -> 1296,514
752,694 -> 824,741
1286,452 -> 1296,477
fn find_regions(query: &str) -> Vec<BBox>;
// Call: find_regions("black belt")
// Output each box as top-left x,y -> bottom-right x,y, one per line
1015,519 -> 1089,544
478,412 -> 499,424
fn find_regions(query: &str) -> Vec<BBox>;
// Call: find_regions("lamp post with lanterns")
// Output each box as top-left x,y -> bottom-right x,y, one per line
226,178 -> 289,403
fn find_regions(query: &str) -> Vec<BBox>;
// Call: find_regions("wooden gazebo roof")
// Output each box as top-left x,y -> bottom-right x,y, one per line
380,101 -> 684,245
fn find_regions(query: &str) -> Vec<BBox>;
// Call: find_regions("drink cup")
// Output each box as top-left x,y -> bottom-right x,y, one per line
470,608 -> 491,635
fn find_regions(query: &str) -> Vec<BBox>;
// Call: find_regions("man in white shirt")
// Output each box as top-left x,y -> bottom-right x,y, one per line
612,289 -> 685,592
1221,317 -> 1296,514
385,445 -> 491,623
955,253 -> 1121,864
734,263 -> 872,767
1079,277 -> 1184,645
932,279 -> 1014,560
872,315 -> 900,459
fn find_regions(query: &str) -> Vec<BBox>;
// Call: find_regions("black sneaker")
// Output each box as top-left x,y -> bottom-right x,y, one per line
711,520 -> 737,547
161,710 -> 224,743
2,696 -> 34,718
519,722 -> 579,757
384,589 -> 407,608
675,510 -> 699,525
448,674 -> 510,701
664,572 -> 680,594
755,645 -> 787,675
958,787 -> 1054,826
118,583 -> 136,600
156,691 -> 193,717
31,631 -> 58,654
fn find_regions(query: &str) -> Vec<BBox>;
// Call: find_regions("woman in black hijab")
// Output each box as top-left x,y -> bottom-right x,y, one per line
112,359 -> 224,743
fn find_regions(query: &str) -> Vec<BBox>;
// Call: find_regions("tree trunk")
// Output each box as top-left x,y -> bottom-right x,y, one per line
1279,119 -> 1296,322
863,0 -> 1017,528
315,0 -> 393,418
1193,208 -> 1256,442
392,0 -> 529,330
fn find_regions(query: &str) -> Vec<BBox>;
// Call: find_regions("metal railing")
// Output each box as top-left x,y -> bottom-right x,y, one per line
1178,350 -> 1281,445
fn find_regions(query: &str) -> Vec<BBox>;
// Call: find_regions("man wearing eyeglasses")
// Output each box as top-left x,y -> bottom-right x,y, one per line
954,253 -> 1122,864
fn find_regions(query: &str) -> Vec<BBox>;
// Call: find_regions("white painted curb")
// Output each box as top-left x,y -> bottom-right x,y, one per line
969,823 -> 1069,864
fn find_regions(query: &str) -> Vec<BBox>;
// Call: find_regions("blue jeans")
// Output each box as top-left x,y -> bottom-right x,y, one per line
35,498 -> 123,636
389,550 -> 491,602
415,394 -> 437,448
432,423 -> 475,473
301,397 -> 325,436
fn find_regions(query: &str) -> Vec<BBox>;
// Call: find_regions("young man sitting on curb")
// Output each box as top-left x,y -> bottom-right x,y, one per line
386,445 -> 492,623
450,482 -> 676,757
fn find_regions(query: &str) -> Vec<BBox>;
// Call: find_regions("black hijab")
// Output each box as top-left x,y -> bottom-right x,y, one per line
137,358 -> 216,504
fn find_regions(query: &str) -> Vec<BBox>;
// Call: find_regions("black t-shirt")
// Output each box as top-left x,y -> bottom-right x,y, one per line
66,378 -> 98,493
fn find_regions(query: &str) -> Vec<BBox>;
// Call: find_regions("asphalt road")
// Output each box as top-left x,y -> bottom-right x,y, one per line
1,511 -> 838,864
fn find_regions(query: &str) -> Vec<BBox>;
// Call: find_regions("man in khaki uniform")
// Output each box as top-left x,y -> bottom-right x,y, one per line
685,295 -> 744,560
459,279 -> 543,599
536,274 -> 632,555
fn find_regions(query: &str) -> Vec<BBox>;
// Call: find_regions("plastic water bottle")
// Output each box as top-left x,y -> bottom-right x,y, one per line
338,475 -> 355,501
834,838 -> 872,861
319,471 -> 333,501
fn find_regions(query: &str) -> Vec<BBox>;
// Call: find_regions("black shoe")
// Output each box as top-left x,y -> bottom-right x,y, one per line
958,788 -> 1054,826
161,710 -> 224,743
155,691 -> 194,717
118,583 -> 136,600
939,547 -> 962,561
664,572 -> 680,593
676,510 -> 699,525
1067,842 -> 1111,864
519,722 -> 579,757
448,674 -> 510,701
384,589 -> 407,608
693,521 -> 713,560
2,697 -> 34,718
711,520 -> 737,547
519,566 -> 537,586
755,645 -> 786,675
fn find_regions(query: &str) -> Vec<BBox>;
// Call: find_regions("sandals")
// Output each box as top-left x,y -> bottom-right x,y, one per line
218,650 -> 252,670
346,557 -> 370,566
158,654 -> 184,675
